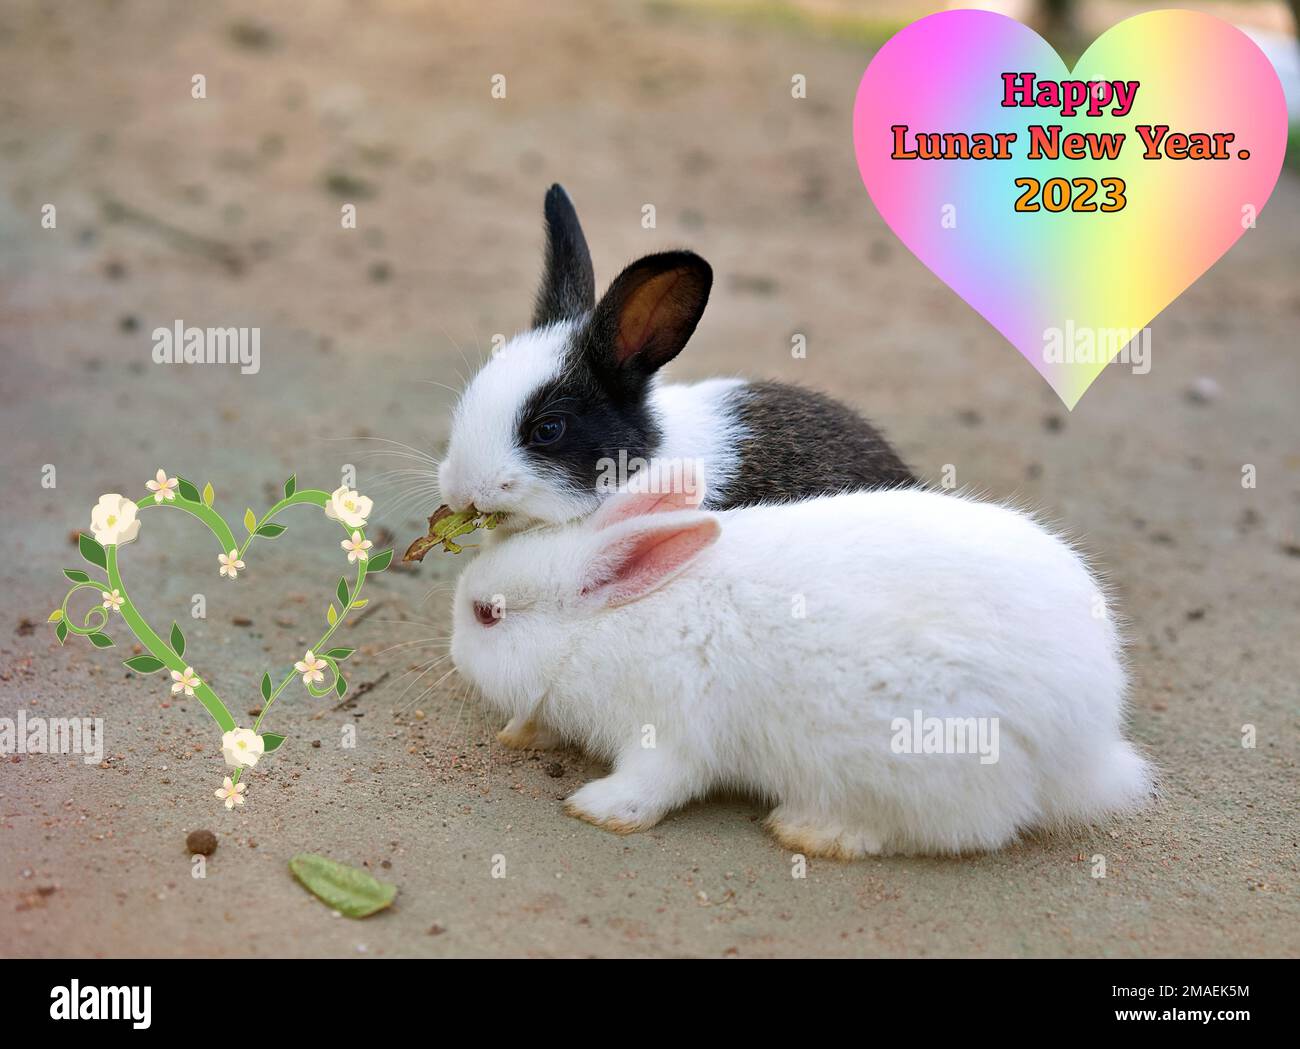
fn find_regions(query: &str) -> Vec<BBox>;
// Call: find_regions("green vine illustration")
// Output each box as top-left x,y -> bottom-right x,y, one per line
50,470 -> 393,808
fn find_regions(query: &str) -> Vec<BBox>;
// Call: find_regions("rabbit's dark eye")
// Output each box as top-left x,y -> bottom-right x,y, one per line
529,416 -> 566,446
473,601 -> 500,627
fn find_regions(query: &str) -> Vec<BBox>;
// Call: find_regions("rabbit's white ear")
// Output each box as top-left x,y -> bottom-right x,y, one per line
581,514 -> 719,608
592,460 -> 707,530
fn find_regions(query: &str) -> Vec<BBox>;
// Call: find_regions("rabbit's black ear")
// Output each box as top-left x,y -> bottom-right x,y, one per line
532,184 -> 596,327
585,251 -> 712,378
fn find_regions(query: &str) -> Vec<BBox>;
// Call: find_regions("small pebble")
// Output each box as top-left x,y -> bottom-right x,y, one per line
186,829 -> 218,856
1185,376 -> 1221,404
545,762 -> 565,778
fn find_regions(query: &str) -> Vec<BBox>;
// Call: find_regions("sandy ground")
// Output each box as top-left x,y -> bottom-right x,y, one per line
1,0 -> 1297,957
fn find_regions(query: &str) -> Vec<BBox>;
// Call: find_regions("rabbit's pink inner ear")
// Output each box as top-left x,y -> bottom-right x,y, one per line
592,461 -> 707,530
586,517 -> 720,607
614,269 -> 684,364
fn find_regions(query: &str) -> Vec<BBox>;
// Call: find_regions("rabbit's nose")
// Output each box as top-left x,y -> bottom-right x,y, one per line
438,463 -> 478,513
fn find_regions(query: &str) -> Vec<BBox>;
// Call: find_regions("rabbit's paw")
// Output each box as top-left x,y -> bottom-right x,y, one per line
564,776 -> 664,834
497,715 -> 562,750
765,809 -> 885,860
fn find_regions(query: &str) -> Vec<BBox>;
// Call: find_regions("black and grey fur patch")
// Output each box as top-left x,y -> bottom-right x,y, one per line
532,185 -> 596,328
514,338 -> 663,497
716,381 -> 916,506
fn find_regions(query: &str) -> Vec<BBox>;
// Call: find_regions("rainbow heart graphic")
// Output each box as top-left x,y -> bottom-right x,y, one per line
853,10 -> 1287,408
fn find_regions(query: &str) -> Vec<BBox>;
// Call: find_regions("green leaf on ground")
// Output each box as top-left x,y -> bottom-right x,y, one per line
289,854 -> 396,918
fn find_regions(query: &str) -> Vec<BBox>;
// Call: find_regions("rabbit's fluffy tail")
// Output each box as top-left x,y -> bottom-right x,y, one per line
1044,741 -> 1154,825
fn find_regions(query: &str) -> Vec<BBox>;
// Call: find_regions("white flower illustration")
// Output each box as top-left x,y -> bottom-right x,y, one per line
101,589 -> 124,612
145,468 -> 178,502
218,549 -> 245,579
323,485 -> 373,529
294,650 -> 327,688
171,665 -> 201,696
89,494 -> 141,546
214,776 -> 247,809
221,727 -> 265,769
341,530 -> 372,563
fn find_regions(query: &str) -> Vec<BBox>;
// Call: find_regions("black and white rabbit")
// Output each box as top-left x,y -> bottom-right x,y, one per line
437,184 -> 915,535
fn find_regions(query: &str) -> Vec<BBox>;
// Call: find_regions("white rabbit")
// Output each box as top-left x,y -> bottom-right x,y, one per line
450,471 -> 1152,857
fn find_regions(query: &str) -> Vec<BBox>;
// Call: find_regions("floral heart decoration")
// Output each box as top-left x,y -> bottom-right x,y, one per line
48,470 -> 395,809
